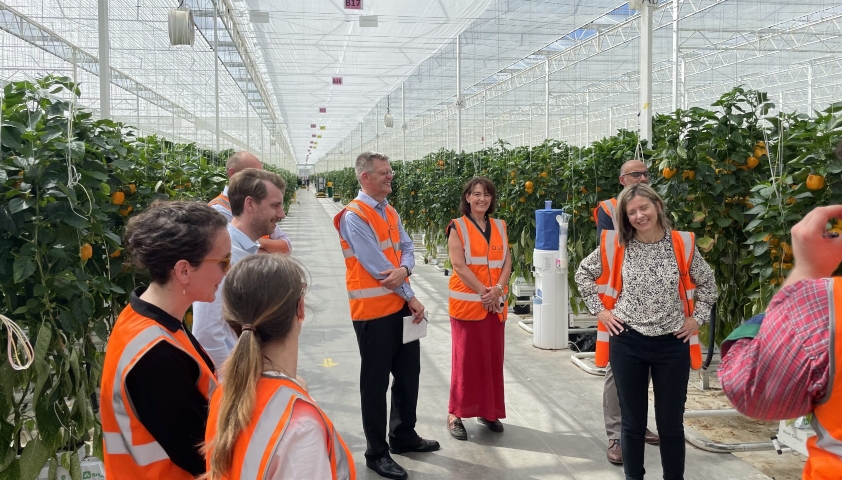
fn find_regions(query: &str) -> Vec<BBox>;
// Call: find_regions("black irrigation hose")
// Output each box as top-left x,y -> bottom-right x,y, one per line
702,302 -> 717,370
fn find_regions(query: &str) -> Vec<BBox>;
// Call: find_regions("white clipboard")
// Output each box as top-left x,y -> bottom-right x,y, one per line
402,315 -> 428,344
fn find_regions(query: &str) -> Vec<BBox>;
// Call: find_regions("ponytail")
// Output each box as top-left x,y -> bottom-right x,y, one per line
203,330 -> 263,480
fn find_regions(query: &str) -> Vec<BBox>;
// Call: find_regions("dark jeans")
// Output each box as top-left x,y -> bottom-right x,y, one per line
353,304 -> 421,459
610,326 -> 690,480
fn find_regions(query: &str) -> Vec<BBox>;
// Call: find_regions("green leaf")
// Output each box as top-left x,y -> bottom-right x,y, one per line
69,141 -> 86,159
753,242 -> 769,256
13,256 -> 36,283
19,437 -> 52,480
32,323 -> 52,402
715,216 -> 733,227
692,211 -> 706,223
8,197 -> 32,214
110,159 -> 134,170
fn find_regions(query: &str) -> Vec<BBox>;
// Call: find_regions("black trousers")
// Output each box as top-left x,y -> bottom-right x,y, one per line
610,326 -> 690,480
353,304 -> 421,459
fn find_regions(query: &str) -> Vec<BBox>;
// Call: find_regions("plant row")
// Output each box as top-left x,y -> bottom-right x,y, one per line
0,76 -> 297,479
322,87 -> 842,345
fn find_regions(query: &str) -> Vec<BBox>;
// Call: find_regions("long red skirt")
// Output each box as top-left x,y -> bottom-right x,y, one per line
448,312 -> 506,420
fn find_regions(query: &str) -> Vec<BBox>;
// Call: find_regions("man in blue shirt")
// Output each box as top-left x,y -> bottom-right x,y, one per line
336,152 -> 439,480
193,169 -> 287,374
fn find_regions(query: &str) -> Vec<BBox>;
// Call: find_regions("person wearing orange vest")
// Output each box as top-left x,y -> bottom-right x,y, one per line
719,204 -> 842,480
445,177 -> 512,441
204,254 -> 356,480
209,151 -> 292,254
594,159 -> 659,464
101,201 -> 231,479
575,184 -> 716,480
335,152 -> 439,480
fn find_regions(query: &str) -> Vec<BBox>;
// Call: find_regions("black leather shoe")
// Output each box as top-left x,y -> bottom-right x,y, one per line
389,437 -> 441,454
366,455 -> 408,480
448,417 -> 467,441
477,417 -> 504,432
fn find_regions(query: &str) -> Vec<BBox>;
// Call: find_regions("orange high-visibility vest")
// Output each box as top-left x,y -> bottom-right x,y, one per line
592,199 -> 618,227
334,200 -> 407,321
205,376 -> 356,480
594,230 -> 703,369
101,305 -> 217,480
209,193 -> 231,213
804,277 -> 842,479
448,216 -> 509,322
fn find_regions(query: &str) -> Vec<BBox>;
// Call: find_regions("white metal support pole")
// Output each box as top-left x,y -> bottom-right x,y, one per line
680,57 -> 687,109
671,0 -> 679,112
214,0 -> 220,152
246,91 -> 250,152
375,103 -> 379,151
456,34 -> 462,153
640,2 -> 654,145
545,59 -> 550,140
482,92 -> 487,145
807,63 -> 814,117
360,123 -> 363,154
402,83 -> 406,162
97,0 -> 111,119
585,90 -> 590,144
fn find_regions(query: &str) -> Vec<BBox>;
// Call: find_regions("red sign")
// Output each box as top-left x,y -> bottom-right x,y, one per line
310,124 -> 316,128
344,0 -> 361,9
319,107 -> 326,113
312,134 -> 317,137
332,77 -> 343,85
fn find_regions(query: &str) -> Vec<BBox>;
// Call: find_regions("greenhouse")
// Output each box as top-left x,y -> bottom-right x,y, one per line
0,1 -> 840,479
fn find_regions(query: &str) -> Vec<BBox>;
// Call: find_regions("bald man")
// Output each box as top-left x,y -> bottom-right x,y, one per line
596,159 -> 660,464
209,151 -> 291,253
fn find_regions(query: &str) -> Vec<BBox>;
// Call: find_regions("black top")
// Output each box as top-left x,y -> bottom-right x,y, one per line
595,199 -> 617,246
123,287 -> 215,476
447,216 -> 491,244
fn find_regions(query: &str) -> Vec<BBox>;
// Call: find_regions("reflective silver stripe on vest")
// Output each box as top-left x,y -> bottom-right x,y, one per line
240,386 -> 353,480
812,416 -> 842,459
348,286 -> 393,300
676,231 -> 695,265
597,330 -> 610,342
342,248 -> 354,259
603,200 -> 618,229
239,387 -> 297,479
449,290 -> 482,302
596,284 -> 620,298
105,326 -> 209,466
455,218 -> 482,265
823,279 -> 836,404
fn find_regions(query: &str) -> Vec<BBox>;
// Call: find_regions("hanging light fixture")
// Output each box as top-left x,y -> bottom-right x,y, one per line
384,96 -> 394,128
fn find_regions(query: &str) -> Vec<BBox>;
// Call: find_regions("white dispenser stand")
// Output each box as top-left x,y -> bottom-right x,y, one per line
531,213 -> 570,349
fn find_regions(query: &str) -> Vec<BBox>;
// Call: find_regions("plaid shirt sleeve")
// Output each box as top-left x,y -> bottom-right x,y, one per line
718,278 -> 832,421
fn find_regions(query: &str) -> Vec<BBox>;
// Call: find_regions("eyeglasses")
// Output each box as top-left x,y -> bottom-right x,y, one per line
470,192 -> 493,198
368,169 -> 394,177
621,171 -> 651,179
202,254 -> 232,274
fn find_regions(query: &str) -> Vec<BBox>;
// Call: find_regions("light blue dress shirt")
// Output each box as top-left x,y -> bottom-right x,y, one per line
338,191 -> 416,301
191,223 -> 260,375
211,185 -> 292,251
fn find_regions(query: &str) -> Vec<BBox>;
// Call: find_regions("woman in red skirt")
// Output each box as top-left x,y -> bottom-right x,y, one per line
446,176 -> 512,440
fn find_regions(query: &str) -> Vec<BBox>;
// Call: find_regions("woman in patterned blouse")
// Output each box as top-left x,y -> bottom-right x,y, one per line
575,184 -> 716,480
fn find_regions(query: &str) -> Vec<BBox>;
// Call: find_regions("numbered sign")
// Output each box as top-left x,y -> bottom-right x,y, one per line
310,123 -> 316,128
332,77 -> 343,85
344,0 -> 362,10
319,107 -> 326,113
317,135 -> 322,138
319,126 -> 326,130
312,134 -> 317,138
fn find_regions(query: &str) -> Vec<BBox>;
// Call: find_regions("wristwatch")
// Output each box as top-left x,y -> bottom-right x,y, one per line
402,265 -> 412,277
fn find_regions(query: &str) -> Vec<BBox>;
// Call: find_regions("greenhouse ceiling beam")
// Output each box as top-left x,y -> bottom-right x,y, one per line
186,0 -> 294,160
0,3 -> 257,153
403,0 -> 726,135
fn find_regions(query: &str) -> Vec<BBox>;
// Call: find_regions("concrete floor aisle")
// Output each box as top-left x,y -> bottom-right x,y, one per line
280,189 -> 769,480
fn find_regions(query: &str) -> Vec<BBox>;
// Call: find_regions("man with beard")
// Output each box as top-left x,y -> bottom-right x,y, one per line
193,168 -> 287,375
